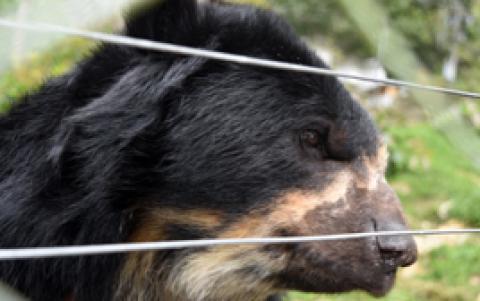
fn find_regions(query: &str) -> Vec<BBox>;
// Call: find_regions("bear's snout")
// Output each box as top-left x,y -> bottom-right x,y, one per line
371,181 -> 418,270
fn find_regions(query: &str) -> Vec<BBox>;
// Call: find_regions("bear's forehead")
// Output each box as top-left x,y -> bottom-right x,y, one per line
206,2 -> 325,66
183,69 -> 379,161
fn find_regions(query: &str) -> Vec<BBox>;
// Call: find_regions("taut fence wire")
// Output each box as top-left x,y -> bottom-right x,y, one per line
0,19 -> 479,99
0,229 -> 479,260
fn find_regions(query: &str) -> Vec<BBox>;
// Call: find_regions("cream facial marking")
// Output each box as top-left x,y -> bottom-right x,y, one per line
352,143 -> 389,191
166,246 -> 283,301
219,170 -> 353,240
160,171 -> 357,301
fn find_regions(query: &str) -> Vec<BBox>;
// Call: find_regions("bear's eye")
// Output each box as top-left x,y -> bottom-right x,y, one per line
300,129 -> 321,147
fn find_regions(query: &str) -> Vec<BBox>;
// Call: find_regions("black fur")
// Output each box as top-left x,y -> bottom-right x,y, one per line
0,1 -> 379,300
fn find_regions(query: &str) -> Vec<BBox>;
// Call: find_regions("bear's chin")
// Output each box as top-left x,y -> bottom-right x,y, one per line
365,271 -> 397,297
275,267 -> 398,297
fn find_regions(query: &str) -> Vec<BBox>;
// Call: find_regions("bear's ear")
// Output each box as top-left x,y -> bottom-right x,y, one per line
125,0 -> 203,45
49,54 -> 207,167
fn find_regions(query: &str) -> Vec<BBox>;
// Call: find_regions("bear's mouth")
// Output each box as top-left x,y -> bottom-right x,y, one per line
268,238 -> 403,296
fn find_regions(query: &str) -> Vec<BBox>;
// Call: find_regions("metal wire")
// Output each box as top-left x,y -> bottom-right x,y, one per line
0,19 -> 479,99
0,229 -> 479,260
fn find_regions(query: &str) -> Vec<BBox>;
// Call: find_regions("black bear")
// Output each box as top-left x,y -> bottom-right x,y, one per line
0,0 -> 417,300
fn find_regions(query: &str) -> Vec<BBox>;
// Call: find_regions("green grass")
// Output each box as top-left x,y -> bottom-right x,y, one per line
385,124 -> 480,227
424,244 -> 480,287
287,290 -> 418,301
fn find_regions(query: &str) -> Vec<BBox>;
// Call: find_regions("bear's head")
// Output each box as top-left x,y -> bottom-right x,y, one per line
58,0 -> 417,300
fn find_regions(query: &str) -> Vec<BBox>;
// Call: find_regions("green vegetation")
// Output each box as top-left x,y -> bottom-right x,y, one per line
386,125 -> 480,226
0,0 -> 17,12
426,244 -> 480,286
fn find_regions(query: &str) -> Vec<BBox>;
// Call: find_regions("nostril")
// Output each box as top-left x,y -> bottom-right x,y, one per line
380,249 -> 403,260
377,236 -> 418,268
373,219 -> 418,267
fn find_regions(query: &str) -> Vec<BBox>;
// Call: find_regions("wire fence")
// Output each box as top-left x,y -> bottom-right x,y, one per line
1,229 -> 480,260
0,18 -> 479,260
0,19 -> 479,100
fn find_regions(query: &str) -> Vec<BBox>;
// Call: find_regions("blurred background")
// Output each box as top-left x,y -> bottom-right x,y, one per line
0,0 -> 479,300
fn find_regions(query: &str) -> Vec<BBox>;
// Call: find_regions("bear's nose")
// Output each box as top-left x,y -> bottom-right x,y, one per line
375,221 -> 418,269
